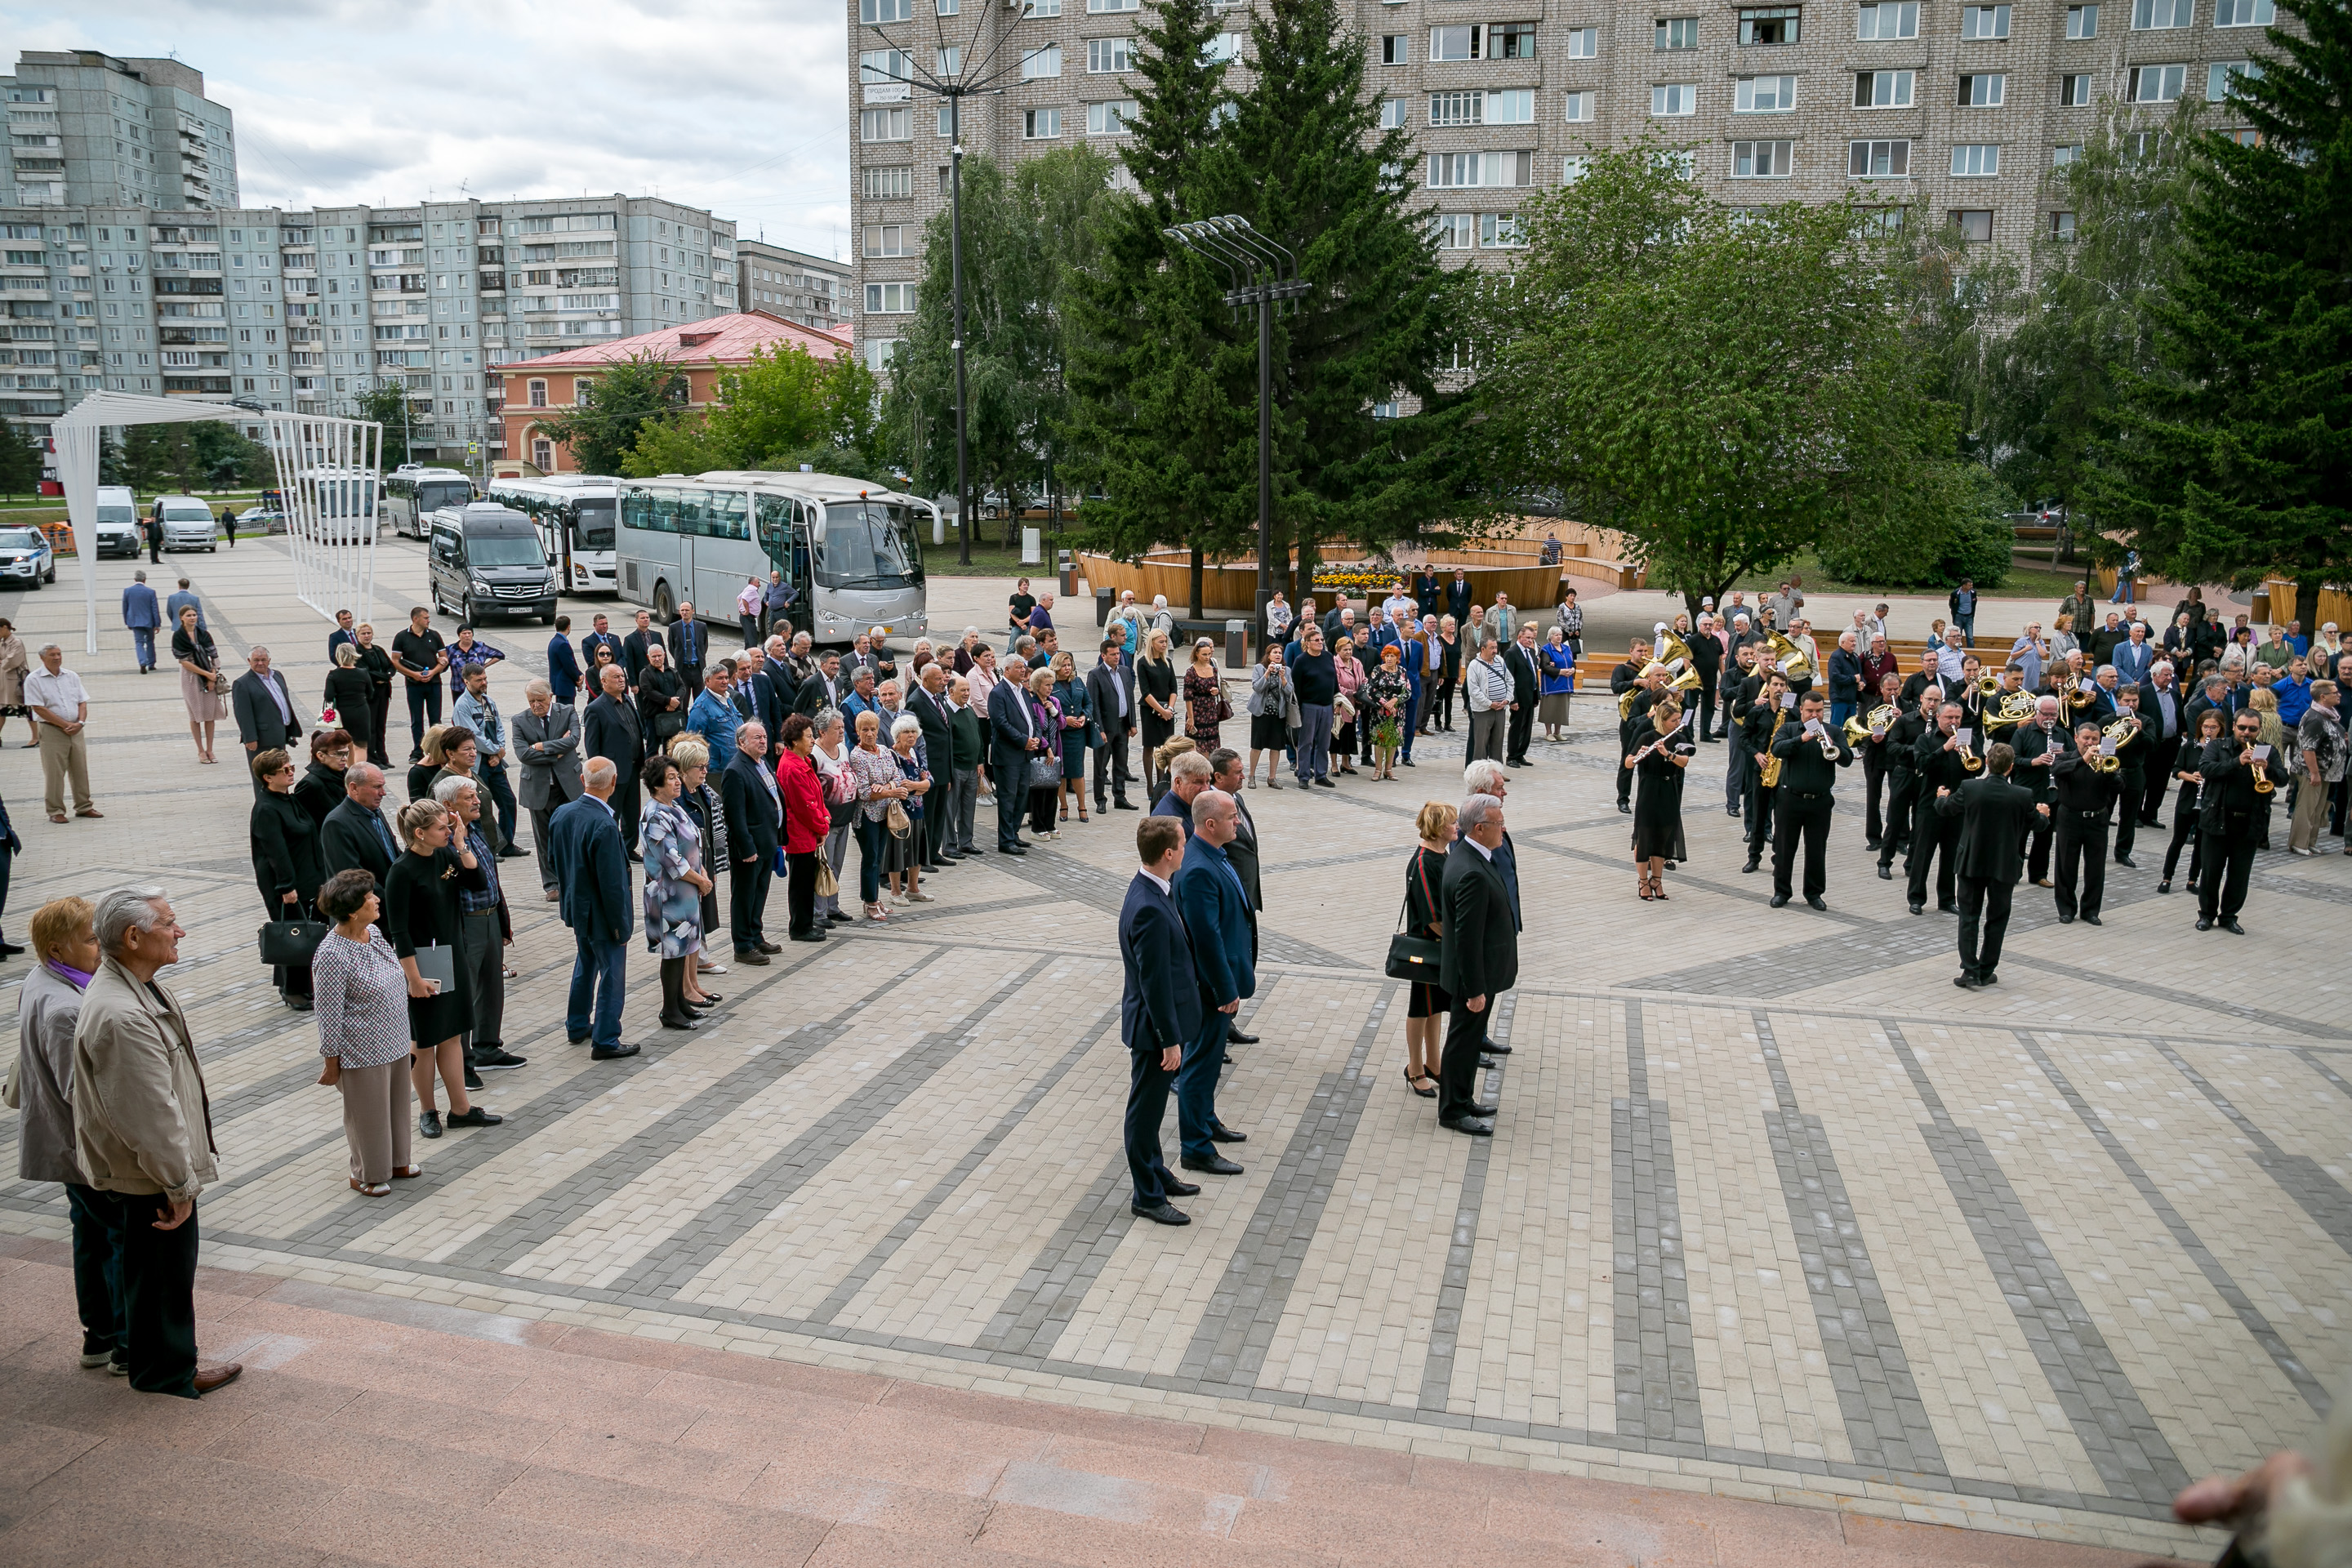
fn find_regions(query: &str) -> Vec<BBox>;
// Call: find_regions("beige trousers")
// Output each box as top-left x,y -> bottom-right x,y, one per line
2287,773 -> 2332,853
336,1061 -> 413,1183
37,724 -> 91,815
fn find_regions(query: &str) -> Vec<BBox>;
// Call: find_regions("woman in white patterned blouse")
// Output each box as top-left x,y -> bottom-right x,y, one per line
310,868 -> 417,1196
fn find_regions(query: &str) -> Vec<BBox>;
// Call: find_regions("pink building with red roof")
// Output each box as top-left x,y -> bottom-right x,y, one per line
496,310 -> 855,476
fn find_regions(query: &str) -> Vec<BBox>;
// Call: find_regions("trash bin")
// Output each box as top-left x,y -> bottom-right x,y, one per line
1058,550 -> 1076,599
1225,619 -> 1250,670
1097,587 -> 1114,627
2251,588 -> 2272,624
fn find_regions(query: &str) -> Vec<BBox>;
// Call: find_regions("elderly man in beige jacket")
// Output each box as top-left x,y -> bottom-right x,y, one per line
70,886 -> 242,1398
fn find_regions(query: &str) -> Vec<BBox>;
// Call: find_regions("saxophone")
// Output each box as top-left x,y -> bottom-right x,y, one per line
1758,706 -> 1788,788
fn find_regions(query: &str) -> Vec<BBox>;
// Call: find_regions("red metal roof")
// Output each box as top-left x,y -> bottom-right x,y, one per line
499,310 -> 847,372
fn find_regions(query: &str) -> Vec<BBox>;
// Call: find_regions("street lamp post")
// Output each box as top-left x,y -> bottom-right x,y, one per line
1162,216 -> 1308,639
860,6 -> 1038,566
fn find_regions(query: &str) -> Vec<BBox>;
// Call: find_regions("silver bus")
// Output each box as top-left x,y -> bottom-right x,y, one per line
616,471 -> 929,644
384,466 -> 475,538
483,475 -> 618,594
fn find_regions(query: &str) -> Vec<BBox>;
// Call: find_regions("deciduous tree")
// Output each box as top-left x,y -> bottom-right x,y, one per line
533,354 -> 688,477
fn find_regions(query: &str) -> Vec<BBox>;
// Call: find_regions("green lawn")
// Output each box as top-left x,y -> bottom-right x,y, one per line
1728,550 -> 2087,604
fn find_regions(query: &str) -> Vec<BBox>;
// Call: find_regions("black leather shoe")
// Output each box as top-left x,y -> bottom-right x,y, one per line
2082,914 -> 2103,925
1225,1030 -> 1259,1045
1805,896 -> 1826,911
1864,839 -> 1881,852
2195,915 -> 2214,931
1162,1179 -> 1201,1197
417,1110 -> 442,1139
1313,777 -> 1335,788
661,1013 -> 704,1030
1741,858 -> 1761,874
591,1043 -> 641,1060
1441,1116 -> 1494,1137
2058,912 -> 2075,924
445,1106 -> 503,1128
789,931 -> 826,942
1209,1126 -> 1247,1143
1909,902 -> 1924,915
1769,893 -> 1790,908
2114,854 -> 2136,869
736,949 -> 772,966
1180,1154 -> 1244,1175
1131,1201 -> 1191,1226
2221,916 -> 2245,934
1878,866 -> 1894,880
1464,1102 -> 1500,1117
1113,800 -> 1138,810
1481,1040 -> 1512,1055
1953,974 -> 1981,990
1618,801 -> 1632,814
1001,844 -> 1029,856
1937,902 -> 1958,914
1980,973 -> 1999,987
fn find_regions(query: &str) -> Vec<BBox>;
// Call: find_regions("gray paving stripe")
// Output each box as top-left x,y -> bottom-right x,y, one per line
604,952 -> 1062,1302
2148,1039 -> 2352,1259
2003,956 -> 2346,1043
1610,997 -> 1704,1449
2296,1048 -> 2352,1102
1176,984 -> 1400,1392
1752,1012 -> 1948,1478
1417,991 -> 1514,1414
2014,1031 -> 2330,1416
819,1004 -> 1118,1336
973,1154 -> 1134,1356
977,835 -> 1359,970
1882,1023 -> 2190,1505
2256,871 -> 2352,908
1642,923 -> 1954,1000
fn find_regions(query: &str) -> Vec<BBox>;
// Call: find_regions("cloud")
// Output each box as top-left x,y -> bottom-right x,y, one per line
8,0 -> 856,258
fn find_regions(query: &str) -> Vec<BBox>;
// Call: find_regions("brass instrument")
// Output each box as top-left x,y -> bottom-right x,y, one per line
1758,706 -> 1789,787
1766,630 -> 1813,684
2065,681 -> 2100,714
2091,715 -> 2136,773
1843,702 -> 1900,746
1984,691 -> 2038,735
1956,728 -> 1985,774
1618,684 -> 1642,721
1656,629 -> 1695,673
2251,740 -> 2276,794
1974,672 -> 2003,700
1816,720 -> 1842,761
1666,664 -> 1703,697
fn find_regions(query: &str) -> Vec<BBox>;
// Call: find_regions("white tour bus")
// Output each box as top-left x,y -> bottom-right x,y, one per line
483,475 -> 618,594
616,471 -> 930,645
383,466 -> 476,538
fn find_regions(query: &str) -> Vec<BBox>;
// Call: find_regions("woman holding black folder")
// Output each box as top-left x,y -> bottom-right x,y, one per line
383,796 -> 501,1139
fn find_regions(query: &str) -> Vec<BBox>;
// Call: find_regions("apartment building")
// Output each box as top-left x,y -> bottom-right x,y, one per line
2,49 -> 238,212
2,193 -> 737,474
844,0 -> 2279,353
738,238 -> 851,331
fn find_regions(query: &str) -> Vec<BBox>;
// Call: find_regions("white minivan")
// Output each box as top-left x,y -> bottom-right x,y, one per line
94,485 -> 143,557
154,494 -> 218,552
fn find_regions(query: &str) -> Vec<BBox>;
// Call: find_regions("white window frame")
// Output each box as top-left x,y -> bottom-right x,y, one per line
1655,16 -> 1699,49
860,49 -> 915,84
1379,97 -> 1410,128
2213,0 -> 2272,24
1848,138 -> 1912,177
863,224 -> 914,258
1430,213 -> 1475,249
2060,73 -> 2095,105
1087,0 -> 1139,11
1429,24 -> 1485,60
1021,42 -> 1062,78
1856,2 -> 1920,38
2207,60 -> 2259,100
2131,0 -> 2192,26
1086,99 -> 1138,134
1958,73 -> 2007,105
1735,74 -> 1797,111
1563,154 -> 1590,181
1086,37 -> 1134,72
2130,62 -> 2186,100
1022,106 -> 1062,137
1731,140 -> 1794,177
1960,5 -> 2011,38
1487,87 -> 1535,122
1430,90 -> 1483,126
1950,143 -> 2002,176
2065,3 -> 2099,36
863,281 -> 918,313
1561,90 -> 1596,122
1566,26 -> 1598,56
1479,212 -> 1525,247
1652,82 -> 1698,116
1855,69 -> 1913,106
859,106 -> 912,141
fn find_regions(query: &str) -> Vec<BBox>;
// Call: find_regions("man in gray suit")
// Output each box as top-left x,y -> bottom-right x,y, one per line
231,647 -> 301,792
514,677 -> 584,900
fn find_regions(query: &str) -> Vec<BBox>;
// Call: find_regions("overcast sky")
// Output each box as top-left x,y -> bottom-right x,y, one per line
15,0 -> 855,259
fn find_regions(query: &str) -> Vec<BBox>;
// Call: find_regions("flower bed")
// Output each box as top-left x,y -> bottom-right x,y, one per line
1312,568 -> 1401,595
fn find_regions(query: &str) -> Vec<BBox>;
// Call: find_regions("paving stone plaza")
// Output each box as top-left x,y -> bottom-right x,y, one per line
2,538 -> 2345,1565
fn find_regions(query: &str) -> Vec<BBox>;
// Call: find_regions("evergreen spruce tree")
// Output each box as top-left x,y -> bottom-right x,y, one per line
2087,0 -> 2352,631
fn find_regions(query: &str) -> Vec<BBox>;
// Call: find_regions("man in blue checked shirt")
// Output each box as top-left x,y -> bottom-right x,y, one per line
685,665 -> 740,774
452,664 -> 523,858
434,774 -> 526,1080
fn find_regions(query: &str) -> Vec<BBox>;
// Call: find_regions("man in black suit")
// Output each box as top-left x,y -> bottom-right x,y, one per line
906,664 -> 959,867
1688,614 -> 1724,742
2195,709 -> 2292,933
1445,569 -> 1472,626
1209,749 -> 1263,1044
1877,687 -> 1934,879
1857,671 -> 1904,852
1503,624 -> 1541,767
793,650 -> 846,717
754,638 -> 800,728
1088,639 -> 1138,811
1907,702 -> 1972,915
666,602 -> 709,691
549,757 -> 638,1059
1437,792 -> 1516,1138
1116,817 -> 1204,1226
1610,642 -> 1651,811
2009,695 -> 2070,886
1740,670 -> 1789,873
987,656 -> 1042,855
582,664 -> 644,857
578,612 -> 624,685
2050,720 -> 2123,924
730,645 -> 777,736
1935,742 -> 2047,988
719,721 -> 783,964
2136,660 -> 2187,826
1768,688 -> 1851,911
2182,672 -> 2237,752
319,764 -> 399,885
231,646 -> 303,793
620,608 -> 662,693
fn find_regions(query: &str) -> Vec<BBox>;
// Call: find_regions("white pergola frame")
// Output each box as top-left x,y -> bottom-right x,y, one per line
55,392 -> 382,654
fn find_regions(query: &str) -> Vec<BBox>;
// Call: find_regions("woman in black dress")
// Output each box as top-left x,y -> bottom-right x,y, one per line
2158,707 -> 2225,895
323,644 -> 376,760
382,796 -> 501,1138
1400,800 -> 1455,1098
639,643 -> 688,747
1135,629 -> 1178,798
292,729 -> 354,832
353,623 -> 398,768
1626,695 -> 1693,900
251,747 -> 326,1009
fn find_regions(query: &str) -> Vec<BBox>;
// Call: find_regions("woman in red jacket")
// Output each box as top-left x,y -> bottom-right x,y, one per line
774,713 -> 833,943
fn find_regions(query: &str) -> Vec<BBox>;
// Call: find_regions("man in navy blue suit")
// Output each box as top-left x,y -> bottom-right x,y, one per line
548,757 -> 639,1060
1174,787 -> 1254,1175
987,655 -> 1042,854
1117,817 -> 1205,1226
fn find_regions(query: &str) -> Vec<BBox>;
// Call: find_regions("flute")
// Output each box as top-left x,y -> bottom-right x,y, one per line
1629,714 -> 1690,764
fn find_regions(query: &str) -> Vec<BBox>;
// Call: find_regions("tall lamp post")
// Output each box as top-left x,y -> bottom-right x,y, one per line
860,3 -> 1039,566
1162,216 -> 1307,639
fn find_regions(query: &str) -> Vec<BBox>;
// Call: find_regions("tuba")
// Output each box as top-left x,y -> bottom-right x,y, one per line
1766,630 -> 1812,684
1758,706 -> 1789,787
1656,629 -> 1695,674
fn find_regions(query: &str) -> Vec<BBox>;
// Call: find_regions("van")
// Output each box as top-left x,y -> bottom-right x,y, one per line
154,495 -> 218,552
94,485 -> 142,557
427,503 -> 557,625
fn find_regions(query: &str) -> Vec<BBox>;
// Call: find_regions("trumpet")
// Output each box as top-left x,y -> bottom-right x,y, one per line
1955,733 -> 1984,774
1815,722 -> 1842,761
2251,741 -> 2276,794
1766,630 -> 1813,684
1974,672 -> 2004,700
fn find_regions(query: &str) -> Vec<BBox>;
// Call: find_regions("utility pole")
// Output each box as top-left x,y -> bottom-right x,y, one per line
1161,216 -> 1308,641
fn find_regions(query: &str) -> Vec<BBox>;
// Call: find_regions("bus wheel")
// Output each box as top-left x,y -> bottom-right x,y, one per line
653,582 -> 675,624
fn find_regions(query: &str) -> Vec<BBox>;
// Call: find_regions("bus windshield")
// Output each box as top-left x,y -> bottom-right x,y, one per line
466,534 -> 547,568
417,480 -> 472,513
815,501 -> 923,590
572,499 -> 616,550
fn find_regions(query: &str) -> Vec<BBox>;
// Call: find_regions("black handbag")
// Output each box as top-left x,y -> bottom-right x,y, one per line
258,917 -> 328,968
1383,859 -> 1443,982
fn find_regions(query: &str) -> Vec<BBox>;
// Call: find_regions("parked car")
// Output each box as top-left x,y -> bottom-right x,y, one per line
0,524 -> 56,589
94,484 -> 143,557
238,506 -> 287,535
154,495 -> 219,552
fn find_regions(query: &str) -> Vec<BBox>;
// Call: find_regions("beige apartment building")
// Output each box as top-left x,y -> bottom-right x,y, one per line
845,0 -> 2278,362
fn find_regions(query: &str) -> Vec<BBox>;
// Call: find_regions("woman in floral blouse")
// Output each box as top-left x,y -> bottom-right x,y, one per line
639,752 -> 714,1029
848,708 -> 911,920
310,868 -> 417,1196
1183,638 -> 1224,751
1331,635 -> 1366,776
1362,644 -> 1411,781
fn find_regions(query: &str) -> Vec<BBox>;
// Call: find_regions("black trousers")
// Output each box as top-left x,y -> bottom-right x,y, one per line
612,774 -> 642,853
1878,773 -> 1914,866
1745,781 -> 1776,861
529,777 -> 577,892
1094,733 -> 1134,805
2054,813 -> 2109,920
786,850 -> 818,936
2025,816 -> 2056,884
1862,748 -> 1895,845
1617,726 -> 1637,804
2140,737 -> 2181,822
1505,702 -> 1535,763
995,749 -> 1030,848
96,1190 -> 202,1396
403,679 -> 443,757
366,685 -> 393,768
1955,875 -> 2015,981
1124,1045 -> 1181,1207
2198,822 -> 2258,920
730,854 -> 772,951
1438,996 -> 1492,1122
2113,778 -> 2143,861
1697,673 -> 1718,739
1771,789 -> 1833,900
1909,815 -> 1962,909
2163,807 -> 2205,887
